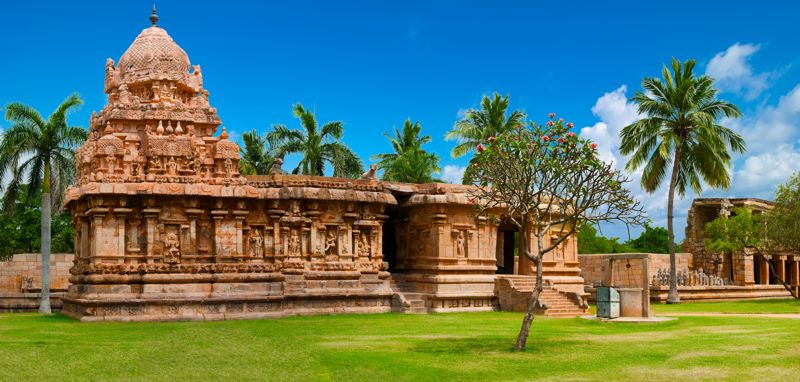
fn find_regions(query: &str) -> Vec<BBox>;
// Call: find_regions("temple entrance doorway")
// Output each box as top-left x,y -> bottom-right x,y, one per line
496,221 -> 518,275
382,216 -> 397,271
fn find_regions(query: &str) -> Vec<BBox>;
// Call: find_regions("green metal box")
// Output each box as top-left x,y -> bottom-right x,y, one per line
596,286 -> 620,319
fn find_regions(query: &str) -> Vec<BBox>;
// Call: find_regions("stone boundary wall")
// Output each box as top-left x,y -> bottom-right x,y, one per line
0,253 -> 73,293
0,253 -> 73,311
579,253 -> 693,286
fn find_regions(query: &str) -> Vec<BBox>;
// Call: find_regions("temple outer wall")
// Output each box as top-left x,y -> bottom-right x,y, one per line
390,185 -> 500,312
579,253 -> 791,301
0,253 -> 73,311
579,253 -> 693,287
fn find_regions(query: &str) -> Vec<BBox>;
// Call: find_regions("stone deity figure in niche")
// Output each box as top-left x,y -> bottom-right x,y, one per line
163,232 -> 181,264
149,156 -> 162,172
106,154 -> 117,174
167,157 -> 178,176
288,230 -> 300,256
249,229 -> 264,258
325,230 -> 337,256
358,232 -> 369,259
456,231 -> 465,258
224,158 -> 233,178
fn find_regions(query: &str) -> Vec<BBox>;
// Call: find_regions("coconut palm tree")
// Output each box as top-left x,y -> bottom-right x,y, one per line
238,129 -> 274,175
0,93 -> 87,313
267,103 -> 363,178
620,58 -> 745,304
445,93 -> 526,184
372,119 -> 440,183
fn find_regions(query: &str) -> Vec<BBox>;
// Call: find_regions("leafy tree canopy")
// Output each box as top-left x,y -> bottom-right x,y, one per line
372,119 -> 440,183
0,184 -> 73,260
238,129 -> 275,175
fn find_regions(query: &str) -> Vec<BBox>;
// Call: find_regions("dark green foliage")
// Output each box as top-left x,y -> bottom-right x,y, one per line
0,186 -> 74,260
446,93 -> 526,184
626,223 -> 670,253
577,222 -> 635,254
267,103 -> 363,178
768,172 -> 800,252
372,119 -> 440,183
578,222 -> 672,254
238,129 -> 275,175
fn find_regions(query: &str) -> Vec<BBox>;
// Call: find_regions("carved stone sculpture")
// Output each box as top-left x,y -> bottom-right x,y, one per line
163,232 -> 180,264
249,229 -> 264,258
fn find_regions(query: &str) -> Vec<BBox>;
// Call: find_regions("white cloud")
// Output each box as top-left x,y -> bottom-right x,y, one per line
441,165 -> 466,184
724,83 -> 800,153
580,86 -> 696,240
582,79 -> 800,242
580,85 -> 640,166
734,145 -> 800,196
706,43 -> 771,100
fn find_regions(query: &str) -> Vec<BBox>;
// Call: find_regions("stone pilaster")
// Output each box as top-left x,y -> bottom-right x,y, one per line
143,207 -> 160,263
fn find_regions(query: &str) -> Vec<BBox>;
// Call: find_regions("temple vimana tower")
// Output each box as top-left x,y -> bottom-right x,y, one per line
61,10 -> 587,321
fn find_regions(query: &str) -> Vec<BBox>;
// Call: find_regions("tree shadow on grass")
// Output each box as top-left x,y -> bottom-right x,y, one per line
409,334 -> 586,355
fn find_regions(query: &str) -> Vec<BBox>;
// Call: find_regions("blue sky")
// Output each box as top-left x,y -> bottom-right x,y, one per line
1,1 -> 799,241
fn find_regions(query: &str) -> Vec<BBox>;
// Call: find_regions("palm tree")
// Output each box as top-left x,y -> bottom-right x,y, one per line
445,93 -> 525,183
238,129 -> 274,175
372,119 -> 440,183
267,103 -> 363,178
620,58 -> 745,304
0,93 -> 87,314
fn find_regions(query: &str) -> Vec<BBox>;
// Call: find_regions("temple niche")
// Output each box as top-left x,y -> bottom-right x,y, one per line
61,11 -> 589,322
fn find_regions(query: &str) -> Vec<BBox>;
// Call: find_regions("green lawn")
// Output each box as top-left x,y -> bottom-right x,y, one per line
653,298 -> 800,314
1,305 -> 799,381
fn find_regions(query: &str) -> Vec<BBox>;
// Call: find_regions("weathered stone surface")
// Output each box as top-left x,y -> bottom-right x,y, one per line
59,12 -> 591,321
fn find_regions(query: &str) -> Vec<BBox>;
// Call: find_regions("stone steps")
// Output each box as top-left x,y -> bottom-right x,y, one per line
498,275 -> 588,317
390,278 -> 428,314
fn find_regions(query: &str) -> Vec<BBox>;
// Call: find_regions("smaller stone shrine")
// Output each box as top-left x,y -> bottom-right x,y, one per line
60,10 -> 590,322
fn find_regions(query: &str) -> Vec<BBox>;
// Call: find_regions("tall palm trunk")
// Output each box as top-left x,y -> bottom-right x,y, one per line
39,162 -> 52,314
666,144 -> 682,304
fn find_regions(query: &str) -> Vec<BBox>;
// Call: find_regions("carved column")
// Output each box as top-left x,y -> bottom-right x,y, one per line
127,217 -> 141,254
80,216 -> 90,264
185,208 -> 203,257
233,209 -> 248,258
89,207 -> 109,264
759,255 -> 770,285
344,212 -> 357,255
776,256 -> 787,284
792,256 -> 800,295
143,207 -> 160,263
210,209 -> 227,258
115,207 -> 132,263
432,210 -> 447,259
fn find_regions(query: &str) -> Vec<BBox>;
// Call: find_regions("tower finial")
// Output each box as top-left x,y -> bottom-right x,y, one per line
149,5 -> 159,26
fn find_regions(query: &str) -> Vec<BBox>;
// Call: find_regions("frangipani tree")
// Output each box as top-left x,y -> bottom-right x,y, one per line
468,114 -> 645,351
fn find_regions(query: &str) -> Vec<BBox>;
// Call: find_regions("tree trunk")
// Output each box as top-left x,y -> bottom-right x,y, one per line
514,254 -> 543,351
39,161 -> 52,314
514,223 -> 544,351
39,192 -> 52,314
666,144 -> 682,304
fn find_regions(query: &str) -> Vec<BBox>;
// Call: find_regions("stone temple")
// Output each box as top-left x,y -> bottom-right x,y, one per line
60,12 -> 588,321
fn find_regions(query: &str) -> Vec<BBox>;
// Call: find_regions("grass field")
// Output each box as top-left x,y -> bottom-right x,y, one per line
652,298 -> 800,314
1,300 -> 799,381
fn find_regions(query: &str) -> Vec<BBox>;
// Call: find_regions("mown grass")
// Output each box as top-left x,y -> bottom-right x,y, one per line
1,302 -> 799,381
653,298 -> 800,314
